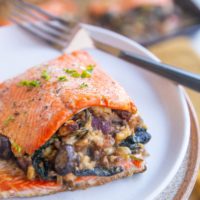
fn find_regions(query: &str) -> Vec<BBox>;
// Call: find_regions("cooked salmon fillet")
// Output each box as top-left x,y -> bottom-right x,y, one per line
0,51 -> 136,155
0,51 -> 151,198
89,0 -> 172,16
0,0 -> 77,27
40,0 -> 77,17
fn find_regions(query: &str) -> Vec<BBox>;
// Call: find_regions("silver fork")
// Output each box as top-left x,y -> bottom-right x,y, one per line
9,0 -> 80,50
8,0 -> 200,92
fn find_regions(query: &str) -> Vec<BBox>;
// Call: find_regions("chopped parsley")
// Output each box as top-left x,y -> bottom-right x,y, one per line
64,69 -> 77,74
81,70 -> 91,78
12,142 -> 22,154
19,80 -> 40,87
86,65 -> 95,73
64,69 -> 80,78
80,82 -> 88,89
41,70 -> 51,81
4,115 -> 15,126
71,71 -> 80,78
81,65 -> 95,78
64,64 -> 95,79
58,76 -> 68,82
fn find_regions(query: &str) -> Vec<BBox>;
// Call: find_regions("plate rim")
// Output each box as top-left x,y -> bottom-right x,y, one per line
83,24 -> 191,200
0,24 -> 192,200
174,91 -> 200,200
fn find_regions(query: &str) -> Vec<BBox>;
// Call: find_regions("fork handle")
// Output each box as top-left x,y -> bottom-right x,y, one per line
120,51 -> 200,92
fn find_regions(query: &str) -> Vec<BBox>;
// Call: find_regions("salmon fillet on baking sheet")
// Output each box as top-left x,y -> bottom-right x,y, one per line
0,50 -> 151,198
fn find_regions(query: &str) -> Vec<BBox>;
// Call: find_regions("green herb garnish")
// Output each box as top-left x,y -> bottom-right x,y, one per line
12,142 -> 22,154
41,70 -> 51,81
4,115 -> 15,126
80,82 -> 88,89
81,65 -> 95,78
64,69 -> 77,74
64,69 -> 80,78
58,76 -> 68,82
64,65 -> 95,79
71,71 -> 80,78
81,70 -> 91,78
86,65 -> 95,73
19,80 -> 40,87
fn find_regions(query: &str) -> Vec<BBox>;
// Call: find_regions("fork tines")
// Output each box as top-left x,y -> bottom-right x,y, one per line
9,0 -> 79,50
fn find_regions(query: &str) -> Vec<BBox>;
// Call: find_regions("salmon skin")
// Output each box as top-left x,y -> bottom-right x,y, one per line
0,50 -> 136,155
0,159 -> 63,198
0,158 -> 145,198
0,51 -> 148,199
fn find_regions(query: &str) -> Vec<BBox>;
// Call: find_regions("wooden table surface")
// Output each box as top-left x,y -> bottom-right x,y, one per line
148,37 -> 200,200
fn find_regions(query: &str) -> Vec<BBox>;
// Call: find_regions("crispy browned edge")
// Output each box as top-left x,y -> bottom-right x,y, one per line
3,165 -> 146,198
36,166 -> 146,197
71,165 -> 147,191
0,156 -> 147,199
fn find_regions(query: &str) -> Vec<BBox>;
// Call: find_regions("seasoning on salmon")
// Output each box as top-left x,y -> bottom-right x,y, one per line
0,51 -> 151,198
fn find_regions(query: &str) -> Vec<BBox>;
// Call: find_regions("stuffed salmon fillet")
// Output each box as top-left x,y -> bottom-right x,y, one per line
0,51 -> 151,198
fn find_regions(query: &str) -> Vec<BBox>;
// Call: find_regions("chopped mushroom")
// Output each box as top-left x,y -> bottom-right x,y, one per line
3,107 -> 150,181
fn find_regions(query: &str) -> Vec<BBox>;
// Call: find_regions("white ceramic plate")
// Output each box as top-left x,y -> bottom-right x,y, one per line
0,25 -> 190,200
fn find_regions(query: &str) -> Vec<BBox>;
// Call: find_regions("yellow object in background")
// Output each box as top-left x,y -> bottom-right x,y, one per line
148,37 -> 200,200
149,37 -> 200,124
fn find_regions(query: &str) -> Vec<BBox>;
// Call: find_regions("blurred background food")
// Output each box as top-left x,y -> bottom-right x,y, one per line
88,0 -> 198,45
0,0 -> 200,199
0,0 -> 200,45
